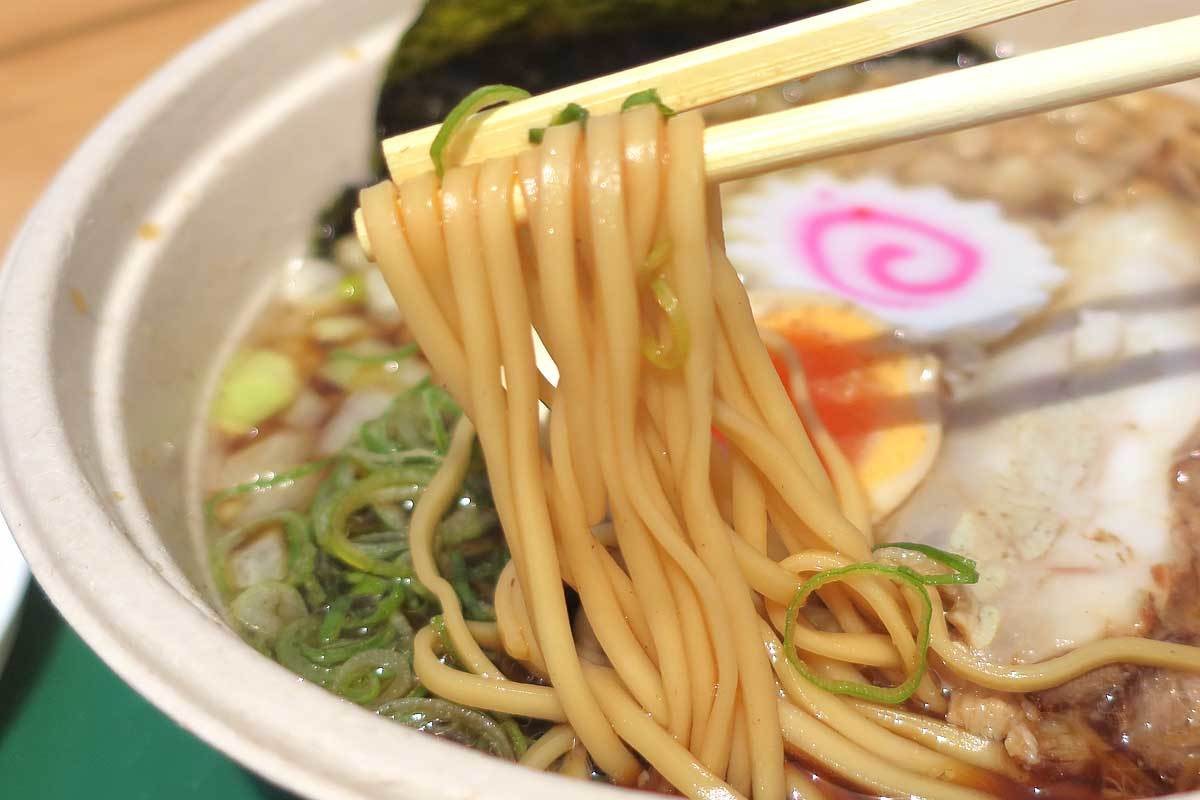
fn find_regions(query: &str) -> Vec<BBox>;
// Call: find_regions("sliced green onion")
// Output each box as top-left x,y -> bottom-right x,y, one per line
211,349 -> 301,436
345,572 -> 392,596
212,338 -> 511,741
430,614 -> 462,666
332,648 -> 414,705
309,460 -> 358,532
444,550 -> 493,621
389,609 -> 416,658
496,716 -> 530,758
528,102 -> 590,144
206,459 -> 332,521
337,272 -> 366,304
359,421 -> 392,454
340,584 -> 408,632
313,468 -> 428,576
376,697 -> 516,760
318,594 -> 353,643
431,85 -> 531,177
467,545 -> 508,589
550,102 -> 588,126
873,542 -> 980,586
399,578 -> 436,619
211,511 -> 316,599
362,583 -> 408,623
371,499 -> 408,532
638,243 -> 687,369
275,616 -> 336,686
347,532 -> 410,565
344,447 -> 441,474
783,563 -> 932,705
641,276 -> 690,370
229,581 -> 308,652
355,382 -> 459,459
437,503 -> 498,546
320,344 -> 424,391
621,88 -> 675,116
300,619 -> 396,666
422,385 -> 455,454
639,239 -> 672,281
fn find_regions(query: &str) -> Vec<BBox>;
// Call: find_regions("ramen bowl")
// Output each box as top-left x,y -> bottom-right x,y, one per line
0,1 -> 1197,799
0,514 -> 27,677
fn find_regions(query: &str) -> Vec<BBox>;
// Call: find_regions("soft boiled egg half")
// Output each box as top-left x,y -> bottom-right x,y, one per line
726,171 -> 1067,525
751,291 -> 942,522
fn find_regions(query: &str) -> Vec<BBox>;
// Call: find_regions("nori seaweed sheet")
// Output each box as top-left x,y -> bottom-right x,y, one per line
311,0 -> 989,255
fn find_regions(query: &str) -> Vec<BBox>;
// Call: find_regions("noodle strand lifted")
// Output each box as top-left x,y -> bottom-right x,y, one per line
359,105 -> 1200,800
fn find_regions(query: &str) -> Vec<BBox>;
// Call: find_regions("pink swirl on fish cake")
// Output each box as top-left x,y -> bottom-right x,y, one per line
795,205 -> 981,309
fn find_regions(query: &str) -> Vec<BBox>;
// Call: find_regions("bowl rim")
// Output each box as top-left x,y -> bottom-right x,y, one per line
0,2 -> 626,799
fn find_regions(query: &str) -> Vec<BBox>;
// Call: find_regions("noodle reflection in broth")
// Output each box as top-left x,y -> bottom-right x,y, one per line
353,105 -> 1200,799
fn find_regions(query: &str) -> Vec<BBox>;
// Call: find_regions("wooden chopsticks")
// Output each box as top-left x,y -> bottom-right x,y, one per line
377,0 -> 1071,183
354,1 -> 1200,257
703,12 -> 1200,182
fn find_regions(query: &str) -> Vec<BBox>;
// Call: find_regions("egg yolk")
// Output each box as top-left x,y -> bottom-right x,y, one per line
756,299 -> 942,524
769,327 -> 882,462
762,305 -> 907,462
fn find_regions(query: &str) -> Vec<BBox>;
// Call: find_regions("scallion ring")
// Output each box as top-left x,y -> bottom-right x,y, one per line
211,511 -> 316,600
275,616 -> 336,686
431,85 -> 530,177
229,581 -> 308,652
528,102 -> 590,144
332,648 -> 414,705
873,542 -> 980,586
641,276 -> 690,370
314,468 -> 428,576
205,460 -> 331,520
621,88 -> 675,116
376,698 -> 517,760
783,563 -> 932,705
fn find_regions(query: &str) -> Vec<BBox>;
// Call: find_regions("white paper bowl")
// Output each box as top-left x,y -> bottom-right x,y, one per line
0,512 -> 28,677
0,1 -> 1196,798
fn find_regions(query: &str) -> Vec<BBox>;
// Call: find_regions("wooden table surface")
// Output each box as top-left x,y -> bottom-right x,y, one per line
0,0 -> 255,251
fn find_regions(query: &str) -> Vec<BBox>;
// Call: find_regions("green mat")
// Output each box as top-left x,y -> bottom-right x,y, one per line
0,585 -> 296,799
